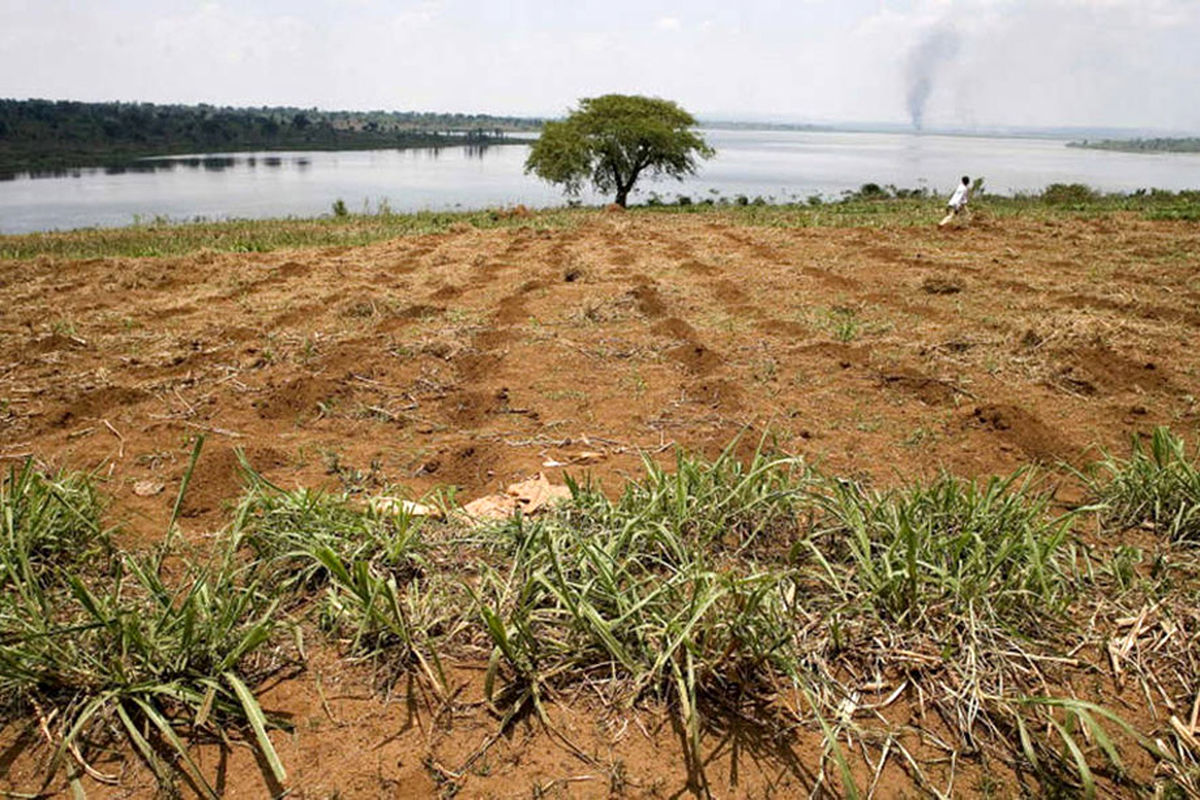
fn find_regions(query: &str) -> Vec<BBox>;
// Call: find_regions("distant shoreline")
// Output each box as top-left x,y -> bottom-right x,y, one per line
1,136 -> 531,179
1067,137 -> 1200,154
0,98 -> 541,174
0,135 -> 532,177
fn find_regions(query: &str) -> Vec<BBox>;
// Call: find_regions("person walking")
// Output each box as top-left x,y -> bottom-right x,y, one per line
939,176 -> 971,227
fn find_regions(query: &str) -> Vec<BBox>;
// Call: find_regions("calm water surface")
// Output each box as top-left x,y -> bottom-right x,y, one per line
2,129 -> 1198,234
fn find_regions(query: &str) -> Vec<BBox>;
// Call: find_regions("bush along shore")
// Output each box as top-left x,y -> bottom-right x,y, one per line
3,430 -> 1200,797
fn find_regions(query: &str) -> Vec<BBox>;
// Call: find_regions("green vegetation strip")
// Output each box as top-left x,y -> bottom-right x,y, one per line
1068,137 -> 1200,154
3,430 -> 1200,796
0,208 -> 581,261
2,185 -> 1198,261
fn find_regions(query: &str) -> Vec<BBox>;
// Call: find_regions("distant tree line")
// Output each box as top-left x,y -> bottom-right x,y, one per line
0,99 -> 543,173
1067,137 -> 1200,154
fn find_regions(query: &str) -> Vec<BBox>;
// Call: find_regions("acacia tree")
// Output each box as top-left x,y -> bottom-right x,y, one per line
525,94 -> 714,207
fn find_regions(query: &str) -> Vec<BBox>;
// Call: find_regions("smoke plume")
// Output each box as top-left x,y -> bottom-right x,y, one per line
905,25 -> 960,131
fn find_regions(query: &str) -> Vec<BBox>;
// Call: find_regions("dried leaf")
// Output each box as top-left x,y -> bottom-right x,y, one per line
506,472 -> 570,513
461,494 -> 517,520
458,473 -> 572,525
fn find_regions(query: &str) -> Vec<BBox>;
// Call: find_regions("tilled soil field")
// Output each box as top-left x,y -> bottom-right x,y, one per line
2,208 -> 1200,797
7,212 -> 1200,532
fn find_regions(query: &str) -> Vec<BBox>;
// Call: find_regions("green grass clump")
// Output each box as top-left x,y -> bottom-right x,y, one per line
1144,206 -> 1200,221
796,473 -> 1103,783
593,443 -> 814,555
309,546 -> 455,692
1085,427 -> 1200,542
1040,182 -> 1100,205
234,463 -> 425,595
0,446 -> 289,797
1,460 -> 110,580
233,462 -> 457,689
475,517 -> 798,756
807,471 -> 1078,628
792,471 -> 1146,795
474,446 -> 806,756
0,531 -> 287,797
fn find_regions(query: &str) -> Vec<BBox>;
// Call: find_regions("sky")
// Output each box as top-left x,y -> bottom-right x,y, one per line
2,0 -> 1199,132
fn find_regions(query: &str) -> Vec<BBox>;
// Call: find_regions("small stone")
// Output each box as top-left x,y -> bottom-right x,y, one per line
132,480 -> 164,497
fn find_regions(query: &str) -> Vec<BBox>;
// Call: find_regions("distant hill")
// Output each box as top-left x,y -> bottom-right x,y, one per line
0,99 -> 543,173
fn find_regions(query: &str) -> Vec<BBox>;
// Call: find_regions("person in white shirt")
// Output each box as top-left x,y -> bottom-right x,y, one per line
939,176 -> 971,227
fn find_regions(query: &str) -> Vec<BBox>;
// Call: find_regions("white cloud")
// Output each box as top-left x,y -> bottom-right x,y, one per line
1,0 -> 1197,129
392,0 -> 445,27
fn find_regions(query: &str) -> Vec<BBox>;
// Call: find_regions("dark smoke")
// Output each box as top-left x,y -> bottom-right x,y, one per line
906,25 -> 960,131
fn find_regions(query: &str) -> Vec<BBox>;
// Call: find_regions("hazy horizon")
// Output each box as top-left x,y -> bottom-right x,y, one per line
6,96 -> 1195,140
3,0 -> 1199,134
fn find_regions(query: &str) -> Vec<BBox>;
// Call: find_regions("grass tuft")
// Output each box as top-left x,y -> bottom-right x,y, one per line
1084,426 -> 1200,542
473,445 -> 807,759
233,458 -> 456,689
0,452 -> 291,797
807,470 -> 1079,629
1,460 -> 111,582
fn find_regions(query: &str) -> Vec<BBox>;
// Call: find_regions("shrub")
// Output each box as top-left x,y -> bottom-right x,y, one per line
1041,183 -> 1098,205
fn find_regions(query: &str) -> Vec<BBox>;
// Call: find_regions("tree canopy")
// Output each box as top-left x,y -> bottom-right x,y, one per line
525,94 -> 714,207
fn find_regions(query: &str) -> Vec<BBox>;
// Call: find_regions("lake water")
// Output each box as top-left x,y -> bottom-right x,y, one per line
2,129 -> 1199,234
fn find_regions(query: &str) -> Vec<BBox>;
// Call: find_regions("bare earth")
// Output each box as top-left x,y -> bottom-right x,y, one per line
2,209 -> 1199,797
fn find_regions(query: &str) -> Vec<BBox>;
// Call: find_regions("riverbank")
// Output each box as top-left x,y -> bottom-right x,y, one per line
2,185 -> 1198,260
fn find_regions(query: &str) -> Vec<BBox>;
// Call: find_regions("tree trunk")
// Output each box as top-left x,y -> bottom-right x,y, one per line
614,187 -> 628,207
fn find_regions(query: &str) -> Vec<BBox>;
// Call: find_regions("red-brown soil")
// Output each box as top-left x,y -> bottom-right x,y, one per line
2,211 -> 1199,797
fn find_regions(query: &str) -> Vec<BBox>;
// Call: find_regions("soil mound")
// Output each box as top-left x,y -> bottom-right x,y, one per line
668,342 -> 723,375
685,377 -> 744,410
255,376 -> 343,420
47,385 -> 148,428
651,316 -> 698,340
629,283 -> 666,318
180,444 -> 287,518
1053,345 -> 1172,396
878,369 -> 959,406
759,318 -> 808,337
493,294 -> 529,325
796,342 -> 872,369
969,403 -> 1077,463
921,275 -> 964,294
